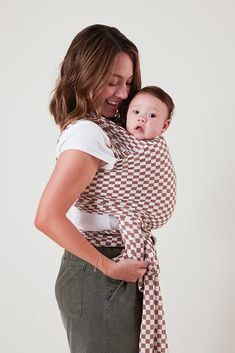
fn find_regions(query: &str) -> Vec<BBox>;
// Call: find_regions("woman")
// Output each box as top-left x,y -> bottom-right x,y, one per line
34,24 -> 149,353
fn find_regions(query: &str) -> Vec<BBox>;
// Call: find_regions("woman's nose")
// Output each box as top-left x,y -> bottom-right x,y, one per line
115,84 -> 128,99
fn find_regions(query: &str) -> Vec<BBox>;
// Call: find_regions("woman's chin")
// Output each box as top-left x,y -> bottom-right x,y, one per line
102,113 -> 114,118
102,113 -> 116,119
101,105 -> 118,118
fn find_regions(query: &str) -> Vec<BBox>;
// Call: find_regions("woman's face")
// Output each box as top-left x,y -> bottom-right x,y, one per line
98,52 -> 133,118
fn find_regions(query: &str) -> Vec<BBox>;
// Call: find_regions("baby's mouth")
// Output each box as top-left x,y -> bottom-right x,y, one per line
135,125 -> 144,131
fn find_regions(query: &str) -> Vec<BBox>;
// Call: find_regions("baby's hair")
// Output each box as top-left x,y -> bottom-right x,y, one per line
138,86 -> 174,120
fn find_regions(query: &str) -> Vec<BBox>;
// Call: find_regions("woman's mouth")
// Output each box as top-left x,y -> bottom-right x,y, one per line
105,99 -> 120,107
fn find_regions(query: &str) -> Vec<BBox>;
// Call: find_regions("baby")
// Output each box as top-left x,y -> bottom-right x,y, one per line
105,85 -> 175,230
126,85 -> 174,140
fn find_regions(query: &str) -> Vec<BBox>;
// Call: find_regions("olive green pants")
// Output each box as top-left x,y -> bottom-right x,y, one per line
55,247 -> 143,353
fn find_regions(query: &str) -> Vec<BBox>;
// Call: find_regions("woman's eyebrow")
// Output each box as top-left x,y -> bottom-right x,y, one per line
113,74 -> 133,79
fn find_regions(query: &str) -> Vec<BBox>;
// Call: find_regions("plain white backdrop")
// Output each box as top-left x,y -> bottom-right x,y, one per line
1,1 -> 234,352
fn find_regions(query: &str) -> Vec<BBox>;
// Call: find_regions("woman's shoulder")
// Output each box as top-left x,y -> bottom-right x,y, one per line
57,118 -> 110,144
64,118 -> 107,135
56,118 -> 116,169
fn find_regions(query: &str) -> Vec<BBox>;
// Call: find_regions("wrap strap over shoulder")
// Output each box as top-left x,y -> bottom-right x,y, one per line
74,117 -> 176,353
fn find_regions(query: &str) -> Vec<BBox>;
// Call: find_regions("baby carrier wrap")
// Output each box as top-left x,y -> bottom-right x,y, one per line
74,117 -> 176,353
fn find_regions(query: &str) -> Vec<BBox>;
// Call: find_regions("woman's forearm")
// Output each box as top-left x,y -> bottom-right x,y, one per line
34,215 -> 113,275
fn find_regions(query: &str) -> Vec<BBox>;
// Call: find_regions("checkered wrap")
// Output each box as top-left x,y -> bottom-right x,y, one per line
74,117 -> 176,353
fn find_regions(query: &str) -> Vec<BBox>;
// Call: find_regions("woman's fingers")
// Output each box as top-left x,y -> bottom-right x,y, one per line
138,268 -> 147,277
108,258 -> 151,282
138,260 -> 150,268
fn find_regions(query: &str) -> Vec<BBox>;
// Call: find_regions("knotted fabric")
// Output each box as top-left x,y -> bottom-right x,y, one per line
73,117 -> 176,353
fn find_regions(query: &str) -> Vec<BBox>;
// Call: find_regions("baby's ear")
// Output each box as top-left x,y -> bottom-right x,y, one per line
161,118 -> 171,133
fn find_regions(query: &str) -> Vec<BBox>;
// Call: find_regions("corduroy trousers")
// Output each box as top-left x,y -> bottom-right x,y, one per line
55,246 -> 143,353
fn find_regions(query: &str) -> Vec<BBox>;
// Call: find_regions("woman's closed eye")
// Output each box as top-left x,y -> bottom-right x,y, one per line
108,81 -> 119,86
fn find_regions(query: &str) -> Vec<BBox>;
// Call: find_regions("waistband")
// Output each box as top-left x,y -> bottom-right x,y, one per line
63,246 -> 124,263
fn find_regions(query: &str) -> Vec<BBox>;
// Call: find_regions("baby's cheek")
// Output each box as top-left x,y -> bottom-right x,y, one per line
125,118 -> 132,131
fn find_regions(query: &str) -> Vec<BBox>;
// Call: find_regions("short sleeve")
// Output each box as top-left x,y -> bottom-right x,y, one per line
56,119 -> 117,170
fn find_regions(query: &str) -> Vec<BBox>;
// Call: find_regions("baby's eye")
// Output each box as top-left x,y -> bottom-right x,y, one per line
132,109 -> 139,114
148,113 -> 156,118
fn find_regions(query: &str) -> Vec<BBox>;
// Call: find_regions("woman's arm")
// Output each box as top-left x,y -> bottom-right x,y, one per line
34,149 -> 113,275
34,149 -> 149,281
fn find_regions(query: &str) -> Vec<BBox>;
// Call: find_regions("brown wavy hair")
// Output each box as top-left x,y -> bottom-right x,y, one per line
49,24 -> 141,131
138,86 -> 175,120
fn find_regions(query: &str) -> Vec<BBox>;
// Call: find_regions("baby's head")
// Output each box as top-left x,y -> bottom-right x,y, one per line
126,86 -> 174,140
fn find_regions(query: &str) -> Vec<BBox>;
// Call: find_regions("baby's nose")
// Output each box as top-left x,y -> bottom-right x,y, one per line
138,114 -> 147,122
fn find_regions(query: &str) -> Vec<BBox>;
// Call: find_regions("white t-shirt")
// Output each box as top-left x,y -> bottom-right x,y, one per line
56,118 -> 119,231
56,119 -> 117,169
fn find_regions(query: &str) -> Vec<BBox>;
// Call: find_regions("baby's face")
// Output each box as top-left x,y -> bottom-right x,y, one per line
126,93 -> 169,140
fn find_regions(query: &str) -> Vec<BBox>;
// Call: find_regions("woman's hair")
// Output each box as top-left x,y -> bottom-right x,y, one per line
50,24 -> 141,131
138,86 -> 175,120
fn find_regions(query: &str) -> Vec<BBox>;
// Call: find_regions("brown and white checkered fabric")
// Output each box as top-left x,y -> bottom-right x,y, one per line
74,117 -> 176,353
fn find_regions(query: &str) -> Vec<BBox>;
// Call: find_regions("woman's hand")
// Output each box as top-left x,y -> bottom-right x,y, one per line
106,259 -> 149,282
